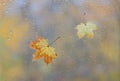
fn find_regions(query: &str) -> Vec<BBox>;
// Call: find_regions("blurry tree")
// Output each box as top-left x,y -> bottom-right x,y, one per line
0,15 -> 30,81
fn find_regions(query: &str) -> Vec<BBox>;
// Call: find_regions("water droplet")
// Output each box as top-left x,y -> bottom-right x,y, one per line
65,0 -> 69,2
7,29 -> 13,41
83,12 -> 86,15
23,2 -> 26,5
7,37 -> 11,40
2,3 -> 6,5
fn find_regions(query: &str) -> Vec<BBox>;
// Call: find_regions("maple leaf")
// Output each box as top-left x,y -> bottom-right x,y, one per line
75,22 -> 97,39
41,47 -> 57,64
30,37 -> 48,50
32,50 -> 43,61
30,37 -> 57,64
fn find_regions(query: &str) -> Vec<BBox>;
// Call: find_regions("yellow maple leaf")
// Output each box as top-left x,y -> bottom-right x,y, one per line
30,37 -> 57,64
41,46 -> 57,64
75,22 -> 97,39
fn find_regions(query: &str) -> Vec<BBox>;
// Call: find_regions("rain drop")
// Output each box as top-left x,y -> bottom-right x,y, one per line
7,29 -> 13,41
2,3 -> 6,5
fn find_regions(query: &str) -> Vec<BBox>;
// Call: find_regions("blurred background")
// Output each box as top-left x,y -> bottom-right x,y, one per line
0,0 -> 120,81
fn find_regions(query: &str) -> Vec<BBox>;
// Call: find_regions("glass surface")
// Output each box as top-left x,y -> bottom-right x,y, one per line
0,0 -> 119,81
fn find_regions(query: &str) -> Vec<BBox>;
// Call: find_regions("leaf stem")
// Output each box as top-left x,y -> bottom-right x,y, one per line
49,36 -> 61,46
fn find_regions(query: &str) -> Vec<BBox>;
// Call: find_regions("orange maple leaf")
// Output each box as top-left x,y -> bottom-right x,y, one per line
30,37 -> 57,64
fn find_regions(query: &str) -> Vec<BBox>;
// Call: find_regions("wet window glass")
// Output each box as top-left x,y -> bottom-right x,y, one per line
0,0 -> 119,81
